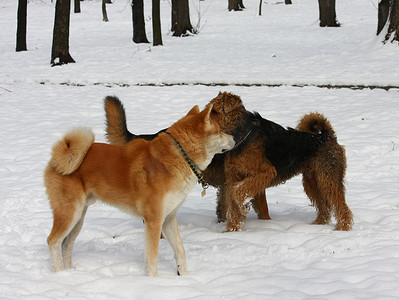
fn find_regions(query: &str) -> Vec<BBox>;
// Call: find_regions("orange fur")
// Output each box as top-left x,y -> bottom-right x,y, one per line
44,104 -> 235,276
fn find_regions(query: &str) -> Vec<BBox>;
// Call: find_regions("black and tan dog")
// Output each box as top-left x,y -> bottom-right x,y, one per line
104,92 -> 353,232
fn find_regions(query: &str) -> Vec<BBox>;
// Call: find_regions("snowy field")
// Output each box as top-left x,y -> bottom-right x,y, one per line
1,0 -> 399,298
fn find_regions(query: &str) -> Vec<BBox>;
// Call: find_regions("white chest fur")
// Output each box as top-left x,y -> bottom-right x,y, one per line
163,174 -> 197,216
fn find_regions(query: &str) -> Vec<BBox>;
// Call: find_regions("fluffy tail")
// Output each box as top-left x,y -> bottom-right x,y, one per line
104,96 -> 134,145
49,127 -> 94,175
296,112 -> 336,138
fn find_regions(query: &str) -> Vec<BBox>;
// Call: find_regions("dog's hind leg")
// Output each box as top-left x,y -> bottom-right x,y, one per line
47,202 -> 86,272
162,211 -> 187,276
144,219 -> 163,276
321,180 -> 353,231
302,171 -> 332,226
61,205 -> 88,269
251,190 -> 271,220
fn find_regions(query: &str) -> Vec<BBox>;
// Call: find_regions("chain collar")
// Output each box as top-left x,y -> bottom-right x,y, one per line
166,132 -> 209,191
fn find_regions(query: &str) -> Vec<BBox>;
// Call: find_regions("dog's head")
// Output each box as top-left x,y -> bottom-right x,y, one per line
206,92 -> 250,140
168,104 -> 235,170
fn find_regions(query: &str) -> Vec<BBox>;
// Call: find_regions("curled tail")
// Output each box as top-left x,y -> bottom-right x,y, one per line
104,96 -> 134,145
49,127 -> 94,175
296,112 -> 336,138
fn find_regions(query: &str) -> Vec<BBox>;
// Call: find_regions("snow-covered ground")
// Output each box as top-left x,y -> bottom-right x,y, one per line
1,0 -> 399,298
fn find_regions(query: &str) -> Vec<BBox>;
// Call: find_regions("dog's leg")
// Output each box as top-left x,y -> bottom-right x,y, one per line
224,167 -> 277,232
47,203 -> 86,272
216,186 -> 228,223
61,205 -> 88,269
320,179 -> 353,231
162,212 -> 187,276
302,171 -> 332,226
224,185 -> 249,232
144,220 -> 163,276
251,190 -> 271,220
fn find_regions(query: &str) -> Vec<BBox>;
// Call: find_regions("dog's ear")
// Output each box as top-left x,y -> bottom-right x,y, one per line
221,92 -> 243,114
187,105 -> 200,116
201,104 -> 213,129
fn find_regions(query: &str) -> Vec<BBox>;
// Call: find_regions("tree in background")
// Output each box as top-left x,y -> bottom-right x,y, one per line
74,0 -> 81,13
132,0 -> 149,43
379,0 -> 399,43
102,0 -> 109,22
378,0 -> 390,35
318,0 -> 340,27
228,0 -> 244,11
51,0 -> 75,66
171,0 -> 194,36
16,0 -> 27,52
152,0 -> 163,46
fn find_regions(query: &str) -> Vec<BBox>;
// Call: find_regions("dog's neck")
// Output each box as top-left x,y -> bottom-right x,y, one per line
165,132 -> 209,191
233,129 -> 252,149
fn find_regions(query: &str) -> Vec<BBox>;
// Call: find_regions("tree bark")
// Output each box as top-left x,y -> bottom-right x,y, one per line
152,0 -> 163,46
171,0 -> 194,36
378,0 -> 390,35
383,0 -> 399,43
102,0 -> 109,22
318,0 -> 340,27
285,0 -> 292,4
132,0 -> 149,43
228,0 -> 244,11
74,0 -> 81,13
51,0 -> 75,66
16,0 -> 27,52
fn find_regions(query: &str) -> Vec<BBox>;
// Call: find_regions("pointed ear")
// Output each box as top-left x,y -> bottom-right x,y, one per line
187,105 -> 200,116
201,104 -> 213,128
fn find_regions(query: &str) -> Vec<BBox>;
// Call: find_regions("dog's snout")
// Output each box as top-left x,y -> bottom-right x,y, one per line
222,134 -> 235,152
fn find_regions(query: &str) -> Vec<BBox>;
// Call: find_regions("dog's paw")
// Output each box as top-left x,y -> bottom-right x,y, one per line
177,265 -> 188,276
222,225 -> 242,233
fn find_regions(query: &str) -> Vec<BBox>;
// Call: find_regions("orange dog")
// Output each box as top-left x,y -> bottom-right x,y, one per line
44,105 -> 235,276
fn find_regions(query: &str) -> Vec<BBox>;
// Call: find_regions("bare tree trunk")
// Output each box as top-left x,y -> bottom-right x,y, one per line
378,0 -> 390,35
171,0 -> 194,36
285,0 -> 292,4
258,0 -> 262,16
132,0 -> 149,43
228,0 -> 244,11
74,0 -> 81,13
382,0 -> 399,43
152,0 -> 163,46
318,0 -> 340,27
102,0 -> 109,22
16,0 -> 27,52
51,0 -> 75,66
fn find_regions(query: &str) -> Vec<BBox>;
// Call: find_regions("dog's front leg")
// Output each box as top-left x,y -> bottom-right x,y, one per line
144,220 -> 163,276
224,184 -> 250,232
162,211 -> 188,276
